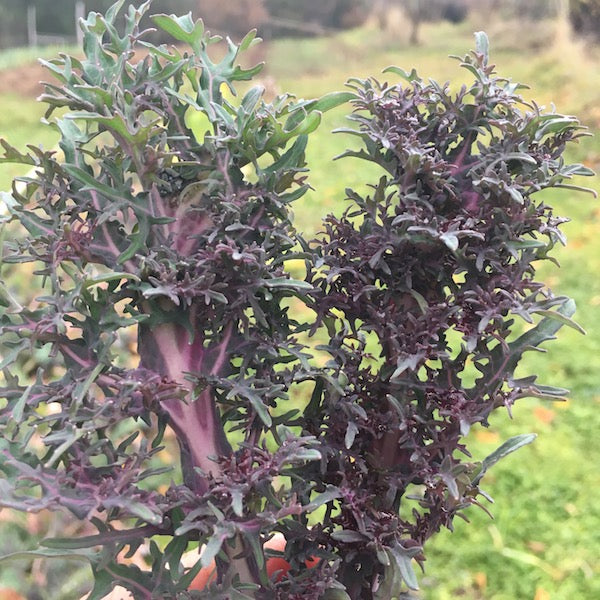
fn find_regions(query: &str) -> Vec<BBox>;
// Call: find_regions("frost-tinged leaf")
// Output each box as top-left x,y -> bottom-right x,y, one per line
288,448 -> 322,463
391,353 -> 425,380
102,498 -> 162,525
264,277 -> 313,290
331,530 -> 369,543
231,487 -> 244,518
472,433 -> 537,485
475,31 -> 490,62
532,308 -> 586,335
388,545 -> 420,591
345,421 -> 359,449
440,232 -> 459,251
201,528 -> 231,568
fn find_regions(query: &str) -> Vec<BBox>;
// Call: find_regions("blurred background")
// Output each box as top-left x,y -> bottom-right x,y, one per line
0,1 -> 599,599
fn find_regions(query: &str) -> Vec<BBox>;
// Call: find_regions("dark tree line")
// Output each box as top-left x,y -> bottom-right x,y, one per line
570,0 -> 600,38
194,0 -> 368,38
0,0 -> 199,48
0,0 -> 368,49
2,0 -> 596,51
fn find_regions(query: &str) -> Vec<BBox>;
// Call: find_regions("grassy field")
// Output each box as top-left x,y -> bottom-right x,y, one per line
0,12 -> 599,600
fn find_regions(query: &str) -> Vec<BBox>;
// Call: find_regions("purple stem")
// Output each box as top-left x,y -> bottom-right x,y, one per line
138,319 -> 233,491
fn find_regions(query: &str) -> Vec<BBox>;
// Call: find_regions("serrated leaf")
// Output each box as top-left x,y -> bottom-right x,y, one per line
92,562 -> 154,597
117,215 -> 150,264
535,116 -> 581,140
383,66 -> 419,82
163,535 -> 189,577
506,186 -> 525,204
288,110 -> 322,137
152,13 -> 205,46
472,433 -> 537,485
231,487 -> 244,518
62,164 -> 126,203
86,569 -> 117,600
0,339 -> 28,370
564,163 -> 595,177
227,386 -> 272,427
243,532 -> 265,572
473,298 -> 577,399
0,139 -> 36,165
241,85 -> 264,114
201,529 -> 229,568
523,382 -> 569,401
68,112 -> 153,145
104,0 -> 126,23
264,111 -> 322,153
506,239 -> 546,251
261,135 -> 308,175
8,209 -> 54,238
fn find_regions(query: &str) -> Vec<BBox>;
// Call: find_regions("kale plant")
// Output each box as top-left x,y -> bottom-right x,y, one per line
0,2 -> 593,598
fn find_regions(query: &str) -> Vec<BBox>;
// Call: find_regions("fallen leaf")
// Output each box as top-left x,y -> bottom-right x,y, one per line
564,502 -> 578,516
474,430 -> 500,444
534,587 -> 550,600
533,406 -> 555,425
0,589 -> 27,600
473,571 -> 487,591
526,540 -> 547,554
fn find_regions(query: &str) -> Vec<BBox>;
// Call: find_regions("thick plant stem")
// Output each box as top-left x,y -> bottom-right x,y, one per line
138,319 -> 260,590
138,321 -> 230,477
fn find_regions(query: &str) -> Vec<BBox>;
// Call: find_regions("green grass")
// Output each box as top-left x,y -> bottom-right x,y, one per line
0,44 -> 80,71
1,15 -> 599,599
0,95 -> 60,190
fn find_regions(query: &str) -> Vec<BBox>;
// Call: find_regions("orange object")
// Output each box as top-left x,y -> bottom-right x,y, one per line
0,589 -> 27,600
189,534 -> 317,590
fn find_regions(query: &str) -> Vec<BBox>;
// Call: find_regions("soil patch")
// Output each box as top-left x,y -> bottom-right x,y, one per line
0,61 -> 48,99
